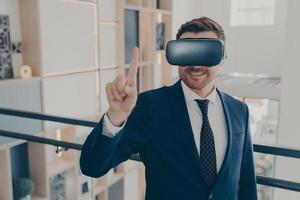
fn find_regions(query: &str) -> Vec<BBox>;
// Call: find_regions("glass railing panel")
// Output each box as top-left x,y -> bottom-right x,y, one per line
245,97 -> 280,200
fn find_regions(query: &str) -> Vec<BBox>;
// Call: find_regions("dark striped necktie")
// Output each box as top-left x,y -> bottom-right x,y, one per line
195,99 -> 217,187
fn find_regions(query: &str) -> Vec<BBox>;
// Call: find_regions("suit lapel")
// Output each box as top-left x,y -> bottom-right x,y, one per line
168,80 -> 208,186
211,89 -> 233,188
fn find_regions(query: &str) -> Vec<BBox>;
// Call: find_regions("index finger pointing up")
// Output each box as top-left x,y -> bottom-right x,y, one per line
126,47 -> 139,86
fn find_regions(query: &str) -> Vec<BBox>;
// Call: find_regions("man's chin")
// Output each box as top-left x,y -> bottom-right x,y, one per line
182,79 -> 206,90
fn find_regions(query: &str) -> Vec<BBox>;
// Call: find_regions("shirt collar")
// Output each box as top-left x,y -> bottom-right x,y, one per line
180,80 -> 217,105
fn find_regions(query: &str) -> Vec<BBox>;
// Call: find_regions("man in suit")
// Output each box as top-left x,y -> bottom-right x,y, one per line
80,17 -> 258,200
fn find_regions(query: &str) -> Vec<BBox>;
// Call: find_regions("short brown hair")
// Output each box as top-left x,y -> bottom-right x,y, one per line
176,17 -> 225,41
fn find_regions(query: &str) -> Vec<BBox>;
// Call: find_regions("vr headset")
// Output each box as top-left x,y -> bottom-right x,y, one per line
166,38 -> 225,67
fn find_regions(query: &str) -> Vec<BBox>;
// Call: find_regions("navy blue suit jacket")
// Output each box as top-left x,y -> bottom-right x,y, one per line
80,80 -> 258,200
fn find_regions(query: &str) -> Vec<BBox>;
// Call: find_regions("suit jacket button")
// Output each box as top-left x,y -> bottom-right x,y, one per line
209,193 -> 213,199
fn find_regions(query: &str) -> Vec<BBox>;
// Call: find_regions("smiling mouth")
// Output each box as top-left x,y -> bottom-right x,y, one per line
187,70 -> 206,76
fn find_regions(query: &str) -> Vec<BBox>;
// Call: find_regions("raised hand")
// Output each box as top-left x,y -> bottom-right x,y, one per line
106,47 -> 139,126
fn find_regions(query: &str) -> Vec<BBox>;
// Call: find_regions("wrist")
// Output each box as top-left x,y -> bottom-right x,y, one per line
106,109 -> 128,127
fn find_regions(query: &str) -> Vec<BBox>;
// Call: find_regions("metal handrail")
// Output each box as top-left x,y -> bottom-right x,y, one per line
0,107 -> 300,192
0,129 -> 82,151
254,144 -> 300,159
0,108 -> 97,127
1,108 -> 300,159
0,129 -> 143,161
257,176 -> 300,192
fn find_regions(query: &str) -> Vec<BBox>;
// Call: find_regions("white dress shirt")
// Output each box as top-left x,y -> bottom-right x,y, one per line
102,80 -> 228,172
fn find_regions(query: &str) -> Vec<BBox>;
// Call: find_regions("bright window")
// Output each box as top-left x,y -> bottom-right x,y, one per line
230,0 -> 276,26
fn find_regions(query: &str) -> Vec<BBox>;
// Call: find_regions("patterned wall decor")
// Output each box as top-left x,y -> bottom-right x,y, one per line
81,181 -> 89,194
0,15 -> 22,80
49,172 -> 66,200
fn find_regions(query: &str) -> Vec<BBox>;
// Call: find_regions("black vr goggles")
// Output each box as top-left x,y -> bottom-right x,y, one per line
166,38 -> 225,67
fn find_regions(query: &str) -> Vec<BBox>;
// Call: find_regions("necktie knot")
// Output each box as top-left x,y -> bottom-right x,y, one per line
195,99 -> 209,117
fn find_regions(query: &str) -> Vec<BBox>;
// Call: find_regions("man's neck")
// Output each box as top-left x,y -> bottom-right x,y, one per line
191,81 -> 215,98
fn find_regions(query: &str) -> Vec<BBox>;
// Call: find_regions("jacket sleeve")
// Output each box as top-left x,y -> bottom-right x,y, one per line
79,93 -> 152,178
238,104 -> 258,200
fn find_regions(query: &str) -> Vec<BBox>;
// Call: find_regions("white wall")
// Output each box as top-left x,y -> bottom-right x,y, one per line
197,0 -> 288,76
38,0 -> 97,75
172,0 -> 201,40
171,0 -> 201,78
274,0 -> 300,199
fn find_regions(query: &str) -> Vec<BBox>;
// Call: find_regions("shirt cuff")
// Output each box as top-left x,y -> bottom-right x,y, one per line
102,113 -> 126,137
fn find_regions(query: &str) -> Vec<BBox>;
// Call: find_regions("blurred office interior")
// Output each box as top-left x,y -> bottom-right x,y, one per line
0,0 -> 299,200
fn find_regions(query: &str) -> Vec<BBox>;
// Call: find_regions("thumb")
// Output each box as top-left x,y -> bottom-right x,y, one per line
124,85 -> 136,97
